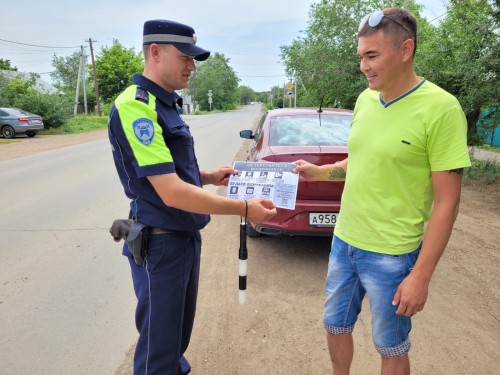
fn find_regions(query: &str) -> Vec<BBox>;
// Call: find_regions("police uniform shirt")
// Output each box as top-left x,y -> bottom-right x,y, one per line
108,74 -> 210,232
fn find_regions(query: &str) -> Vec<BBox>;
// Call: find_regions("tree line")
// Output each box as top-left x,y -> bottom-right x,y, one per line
0,43 -> 258,128
1,0 -> 498,143
280,0 -> 499,144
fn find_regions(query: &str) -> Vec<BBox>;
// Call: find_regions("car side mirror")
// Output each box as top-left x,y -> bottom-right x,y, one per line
239,130 -> 254,139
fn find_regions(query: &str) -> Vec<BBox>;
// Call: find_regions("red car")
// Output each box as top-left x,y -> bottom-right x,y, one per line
239,107 -> 352,237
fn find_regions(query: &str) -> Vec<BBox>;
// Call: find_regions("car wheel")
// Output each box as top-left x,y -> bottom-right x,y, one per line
26,131 -> 37,137
1,125 -> 16,139
247,222 -> 261,237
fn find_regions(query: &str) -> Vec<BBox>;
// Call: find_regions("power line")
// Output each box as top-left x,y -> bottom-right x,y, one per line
239,75 -> 286,78
428,12 -> 449,23
0,37 -> 81,49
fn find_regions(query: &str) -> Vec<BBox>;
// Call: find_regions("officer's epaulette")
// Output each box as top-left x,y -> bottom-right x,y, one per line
135,86 -> 149,104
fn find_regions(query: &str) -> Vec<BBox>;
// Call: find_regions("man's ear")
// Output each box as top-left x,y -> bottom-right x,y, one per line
149,43 -> 162,62
401,39 -> 415,62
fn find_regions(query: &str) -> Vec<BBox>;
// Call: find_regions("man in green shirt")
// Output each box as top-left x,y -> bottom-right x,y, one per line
294,7 -> 470,375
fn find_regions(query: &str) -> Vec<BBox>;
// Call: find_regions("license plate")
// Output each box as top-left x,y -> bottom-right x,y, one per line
309,213 -> 338,227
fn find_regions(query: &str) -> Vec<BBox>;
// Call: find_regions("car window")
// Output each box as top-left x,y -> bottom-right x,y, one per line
253,112 -> 268,143
269,114 -> 352,146
0,110 -> 9,116
11,108 -> 30,115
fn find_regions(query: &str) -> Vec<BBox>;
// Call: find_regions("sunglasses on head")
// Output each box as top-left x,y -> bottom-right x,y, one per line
358,10 -> 414,40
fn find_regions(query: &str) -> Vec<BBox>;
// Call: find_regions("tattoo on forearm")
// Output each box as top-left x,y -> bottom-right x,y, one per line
328,167 -> 346,181
448,168 -> 464,175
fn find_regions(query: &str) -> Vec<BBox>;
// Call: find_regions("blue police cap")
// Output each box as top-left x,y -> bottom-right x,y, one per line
143,19 -> 210,61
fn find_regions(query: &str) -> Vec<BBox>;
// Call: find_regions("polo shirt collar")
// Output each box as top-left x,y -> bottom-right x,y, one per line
132,74 -> 182,107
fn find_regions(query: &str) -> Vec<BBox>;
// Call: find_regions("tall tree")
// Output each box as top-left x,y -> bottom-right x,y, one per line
415,0 -> 500,142
94,41 -> 143,103
238,85 -> 256,105
0,59 -> 17,71
188,53 -> 239,111
281,0 -> 426,109
50,51 -> 83,90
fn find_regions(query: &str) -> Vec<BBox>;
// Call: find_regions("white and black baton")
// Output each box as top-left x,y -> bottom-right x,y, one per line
239,200 -> 248,304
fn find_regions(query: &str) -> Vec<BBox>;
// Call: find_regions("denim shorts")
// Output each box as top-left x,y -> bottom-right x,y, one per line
323,236 -> 421,358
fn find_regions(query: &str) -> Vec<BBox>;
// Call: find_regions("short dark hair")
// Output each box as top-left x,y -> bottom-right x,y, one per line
358,8 -> 418,56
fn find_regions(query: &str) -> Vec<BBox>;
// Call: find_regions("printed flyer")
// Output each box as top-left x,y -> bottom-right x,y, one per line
226,161 -> 299,210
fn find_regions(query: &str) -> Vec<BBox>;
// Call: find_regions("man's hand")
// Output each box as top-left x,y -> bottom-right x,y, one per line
392,274 -> 430,316
293,159 -> 346,182
292,160 -> 319,182
246,198 -> 277,224
201,165 -> 236,186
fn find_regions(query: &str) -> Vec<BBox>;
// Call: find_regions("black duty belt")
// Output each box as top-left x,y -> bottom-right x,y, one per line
150,228 -> 175,235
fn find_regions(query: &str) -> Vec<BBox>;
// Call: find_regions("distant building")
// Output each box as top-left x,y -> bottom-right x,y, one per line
477,107 -> 500,146
0,69 -> 63,95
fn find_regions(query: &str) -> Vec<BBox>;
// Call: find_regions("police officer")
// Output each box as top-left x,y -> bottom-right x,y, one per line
108,19 -> 276,375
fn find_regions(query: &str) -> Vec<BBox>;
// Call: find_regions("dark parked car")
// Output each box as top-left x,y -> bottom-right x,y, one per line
239,107 -> 353,237
0,107 -> 44,139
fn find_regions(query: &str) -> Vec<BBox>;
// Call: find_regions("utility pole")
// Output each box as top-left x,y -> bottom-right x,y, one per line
81,46 -> 88,114
294,75 -> 297,108
87,38 -> 102,116
74,46 -> 88,115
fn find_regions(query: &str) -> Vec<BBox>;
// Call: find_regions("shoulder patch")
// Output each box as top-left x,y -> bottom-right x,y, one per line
135,87 -> 149,104
133,118 -> 155,145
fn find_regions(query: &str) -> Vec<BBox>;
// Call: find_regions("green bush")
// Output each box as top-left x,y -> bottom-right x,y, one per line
100,102 -> 113,116
467,131 -> 487,146
14,90 -> 73,129
464,158 -> 500,184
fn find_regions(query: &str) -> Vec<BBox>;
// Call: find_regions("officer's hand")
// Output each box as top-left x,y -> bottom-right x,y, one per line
246,198 -> 277,224
202,165 -> 236,186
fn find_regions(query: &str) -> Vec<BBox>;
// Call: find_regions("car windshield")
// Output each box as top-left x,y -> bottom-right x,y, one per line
269,114 -> 352,146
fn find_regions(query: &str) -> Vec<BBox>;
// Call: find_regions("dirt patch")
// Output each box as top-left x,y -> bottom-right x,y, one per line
3,130 -> 499,374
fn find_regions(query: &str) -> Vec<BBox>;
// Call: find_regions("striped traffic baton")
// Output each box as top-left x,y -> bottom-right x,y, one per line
239,200 -> 248,304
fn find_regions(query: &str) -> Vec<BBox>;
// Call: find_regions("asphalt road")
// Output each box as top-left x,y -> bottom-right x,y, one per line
0,104 -> 264,374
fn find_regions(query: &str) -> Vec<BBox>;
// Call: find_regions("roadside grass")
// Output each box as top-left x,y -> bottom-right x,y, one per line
464,158 -> 500,185
41,115 -> 108,135
0,138 -> 20,145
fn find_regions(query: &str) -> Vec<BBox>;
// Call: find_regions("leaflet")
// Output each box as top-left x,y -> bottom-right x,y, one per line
226,161 -> 299,210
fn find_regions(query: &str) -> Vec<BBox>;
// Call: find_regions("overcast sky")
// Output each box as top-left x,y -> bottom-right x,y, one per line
1,0 -> 448,92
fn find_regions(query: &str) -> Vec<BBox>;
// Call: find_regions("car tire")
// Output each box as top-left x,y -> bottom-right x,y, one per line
1,125 -> 16,139
247,222 -> 261,237
26,131 -> 37,137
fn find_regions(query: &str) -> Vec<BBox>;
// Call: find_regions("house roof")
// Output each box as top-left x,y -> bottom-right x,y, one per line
0,69 -> 63,95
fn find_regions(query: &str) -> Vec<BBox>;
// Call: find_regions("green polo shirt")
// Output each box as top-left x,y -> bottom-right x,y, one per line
335,80 -> 471,254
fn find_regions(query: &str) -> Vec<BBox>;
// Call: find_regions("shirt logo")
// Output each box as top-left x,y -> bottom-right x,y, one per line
133,118 -> 154,145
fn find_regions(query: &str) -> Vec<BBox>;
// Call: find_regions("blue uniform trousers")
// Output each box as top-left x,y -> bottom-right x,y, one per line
127,231 -> 201,375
